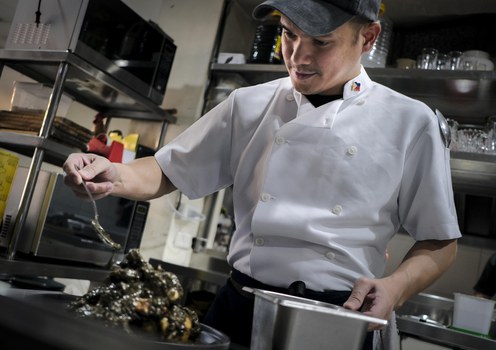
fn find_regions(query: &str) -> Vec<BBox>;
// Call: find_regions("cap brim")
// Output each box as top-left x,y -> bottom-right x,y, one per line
253,0 -> 354,37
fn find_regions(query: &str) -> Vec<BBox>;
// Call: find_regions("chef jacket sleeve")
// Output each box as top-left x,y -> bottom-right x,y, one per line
154,93 -> 235,199
398,113 -> 462,241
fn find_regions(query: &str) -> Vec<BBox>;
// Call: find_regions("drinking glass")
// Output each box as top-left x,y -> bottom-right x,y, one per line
436,53 -> 449,70
417,48 -> 438,69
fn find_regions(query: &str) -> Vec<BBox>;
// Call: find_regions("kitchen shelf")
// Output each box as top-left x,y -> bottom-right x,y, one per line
0,49 -> 176,122
211,63 -> 496,124
0,131 -> 79,165
0,47 -> 176,275
211,62 -> 496,79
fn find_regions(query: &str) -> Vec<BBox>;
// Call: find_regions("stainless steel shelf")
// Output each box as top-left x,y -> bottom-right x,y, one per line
0,49 -> 176,123
211,64 -> 496,123
0,131 -> 79,164
0,49 -> 176,263
450,151 -> 496,194
211,63 -> 496,80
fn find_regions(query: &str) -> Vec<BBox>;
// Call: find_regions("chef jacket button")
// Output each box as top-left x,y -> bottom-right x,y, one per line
275,136 -> 285,145
346,146 -> 358,156
261,192 -> 271,202
324,118 -> 331,126
255,237 -> 265,246
331,205 -> 343,215
325,251 -> 336,260
286,94 -> 295,101
356,99 -> 365,106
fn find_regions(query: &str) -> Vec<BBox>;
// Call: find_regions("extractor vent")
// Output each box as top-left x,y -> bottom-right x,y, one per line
10,23 -> 50,47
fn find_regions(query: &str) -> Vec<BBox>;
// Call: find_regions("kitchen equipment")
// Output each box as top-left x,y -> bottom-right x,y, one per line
0,167 -> 149,266
77,167 -> 122,250
6,0 -> 176,106
452,293 -> 495,336
246,288 -> 387,350
396,292 -> 496,349
436,109 -> 451,148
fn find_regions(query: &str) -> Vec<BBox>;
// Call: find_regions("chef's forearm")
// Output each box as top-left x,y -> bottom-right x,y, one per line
112,156 -> 176,200
387,239 -> 458,309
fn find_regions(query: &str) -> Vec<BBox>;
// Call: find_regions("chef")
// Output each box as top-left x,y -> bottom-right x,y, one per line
63,0 -> 461,349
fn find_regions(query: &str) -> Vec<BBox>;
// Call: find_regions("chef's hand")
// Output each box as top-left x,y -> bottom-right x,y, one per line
63,153 -> 119,200
343,277 -> 396,331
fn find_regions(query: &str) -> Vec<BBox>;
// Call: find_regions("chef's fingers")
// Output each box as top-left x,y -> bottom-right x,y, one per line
343,277 -> 374,311
63,153 -> 98,184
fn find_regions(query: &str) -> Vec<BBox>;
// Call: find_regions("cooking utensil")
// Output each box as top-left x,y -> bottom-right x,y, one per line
436,109 -> 451,148
76,166 -> 122,250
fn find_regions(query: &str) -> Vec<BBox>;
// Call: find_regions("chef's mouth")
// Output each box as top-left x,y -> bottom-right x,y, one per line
292,70 -> 318,80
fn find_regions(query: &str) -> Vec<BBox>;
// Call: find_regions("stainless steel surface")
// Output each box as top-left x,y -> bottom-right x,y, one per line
396,293 -> 496,350
0,49 -> 176,122
0,258 -> 111,281
78,170 -> 122,251
450,151 -> 496,195
0,131 -> 79,163
248,288 -> 387,350
189,250 -> 231,275
6,0 -> 176,107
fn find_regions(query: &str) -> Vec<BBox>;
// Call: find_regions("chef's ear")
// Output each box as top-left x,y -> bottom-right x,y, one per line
361,22 -> 381,54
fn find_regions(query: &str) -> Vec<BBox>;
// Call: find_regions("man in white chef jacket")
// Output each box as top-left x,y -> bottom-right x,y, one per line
63,0 -> 461,348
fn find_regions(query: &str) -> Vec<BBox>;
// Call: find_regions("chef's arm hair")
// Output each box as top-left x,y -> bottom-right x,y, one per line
112,156 -> 177,200
390,239 -> 457,308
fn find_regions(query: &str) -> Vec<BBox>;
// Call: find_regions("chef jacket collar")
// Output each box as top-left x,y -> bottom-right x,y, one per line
342,66 -> 372,100
292,65 -> 372,108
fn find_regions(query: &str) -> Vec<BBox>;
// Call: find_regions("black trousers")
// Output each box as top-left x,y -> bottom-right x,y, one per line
203,269 -> 373,349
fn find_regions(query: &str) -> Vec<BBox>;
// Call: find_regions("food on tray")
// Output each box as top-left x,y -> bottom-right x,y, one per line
68,249 -> 201,343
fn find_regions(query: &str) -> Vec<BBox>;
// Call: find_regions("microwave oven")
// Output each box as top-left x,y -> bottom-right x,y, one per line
6,0 -> 176,106
0,167 -> 149,266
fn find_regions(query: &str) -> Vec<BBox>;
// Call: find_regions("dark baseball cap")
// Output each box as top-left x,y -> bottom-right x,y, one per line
253,0 -> 381,36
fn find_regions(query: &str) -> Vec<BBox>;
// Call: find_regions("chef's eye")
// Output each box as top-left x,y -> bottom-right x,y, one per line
313,39 -> 329,47
283,29 -> 296,40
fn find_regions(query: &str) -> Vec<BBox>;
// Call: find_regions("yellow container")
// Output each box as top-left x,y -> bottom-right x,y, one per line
0,149 -> 19,223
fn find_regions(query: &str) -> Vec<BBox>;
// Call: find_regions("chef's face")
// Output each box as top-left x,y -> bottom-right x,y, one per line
280,15 -> 379,95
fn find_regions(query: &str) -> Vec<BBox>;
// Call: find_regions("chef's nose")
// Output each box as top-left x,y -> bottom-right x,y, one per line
290,40 -> 313,65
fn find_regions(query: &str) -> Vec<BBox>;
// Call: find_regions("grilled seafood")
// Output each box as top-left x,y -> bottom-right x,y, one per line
68,249 -> 201,342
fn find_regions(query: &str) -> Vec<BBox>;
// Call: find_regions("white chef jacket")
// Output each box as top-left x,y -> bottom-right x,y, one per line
155,67 -> 461,291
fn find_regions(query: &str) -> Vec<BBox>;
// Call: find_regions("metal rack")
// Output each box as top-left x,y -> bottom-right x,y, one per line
0,49 -> 175,277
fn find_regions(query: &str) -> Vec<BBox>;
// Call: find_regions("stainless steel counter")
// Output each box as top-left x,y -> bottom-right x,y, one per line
397,293 -> 496,350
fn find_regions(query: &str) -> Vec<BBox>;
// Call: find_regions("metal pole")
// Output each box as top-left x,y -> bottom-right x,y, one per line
8,61 -> 69,259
